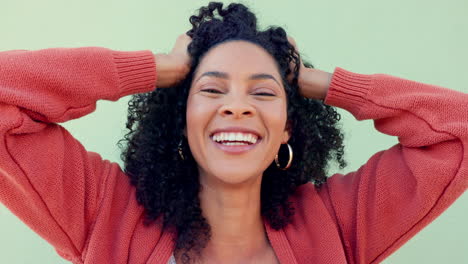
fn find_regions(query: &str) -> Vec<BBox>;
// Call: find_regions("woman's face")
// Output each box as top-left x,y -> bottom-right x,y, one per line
186,40 -> 290,186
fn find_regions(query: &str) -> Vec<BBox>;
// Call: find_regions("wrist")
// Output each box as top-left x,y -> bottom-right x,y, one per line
154,53 -> 189,88
299,67 -> 331,100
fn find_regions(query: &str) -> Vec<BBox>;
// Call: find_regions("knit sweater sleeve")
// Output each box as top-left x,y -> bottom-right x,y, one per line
0,48 -> 156,261
321,67 -> 468,264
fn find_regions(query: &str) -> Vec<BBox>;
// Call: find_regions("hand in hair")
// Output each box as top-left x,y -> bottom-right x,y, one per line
288,36 -> 332,100
155,34 -> 192,88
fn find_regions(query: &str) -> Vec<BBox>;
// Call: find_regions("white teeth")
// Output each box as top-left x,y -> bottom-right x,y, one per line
223,142 -> 248,146
211,132 -> 259,144
251,136 -> 257,144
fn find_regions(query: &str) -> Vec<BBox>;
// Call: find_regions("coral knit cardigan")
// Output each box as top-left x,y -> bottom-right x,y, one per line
0,47 -> 467,264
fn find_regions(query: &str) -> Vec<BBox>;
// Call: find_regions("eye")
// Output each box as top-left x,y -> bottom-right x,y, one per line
253,92 -> 275,96
252,88 -> 276,97
201,88 -> 223,94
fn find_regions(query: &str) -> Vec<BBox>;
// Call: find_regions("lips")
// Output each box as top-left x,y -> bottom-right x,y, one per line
209,126 -> 263,154
210,136 -> 261,154
211,132 -> 258,145
209,126 -> 262,139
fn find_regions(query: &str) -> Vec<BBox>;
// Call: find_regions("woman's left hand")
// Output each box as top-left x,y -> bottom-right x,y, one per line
288,36 -> 332,101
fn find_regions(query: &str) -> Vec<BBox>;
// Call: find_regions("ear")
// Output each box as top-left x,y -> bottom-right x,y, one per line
282,120 -> 292,143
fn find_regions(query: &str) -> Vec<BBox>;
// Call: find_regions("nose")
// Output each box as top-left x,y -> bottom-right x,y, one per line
218,95 -> 256,119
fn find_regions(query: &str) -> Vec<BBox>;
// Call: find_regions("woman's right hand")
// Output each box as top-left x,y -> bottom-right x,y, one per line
155,34 -> 191,88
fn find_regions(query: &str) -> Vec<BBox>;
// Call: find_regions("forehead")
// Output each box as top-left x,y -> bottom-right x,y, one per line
194,40 -> 281,78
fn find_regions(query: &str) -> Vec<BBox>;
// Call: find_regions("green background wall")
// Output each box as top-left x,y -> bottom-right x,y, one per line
1,0 -> 467,263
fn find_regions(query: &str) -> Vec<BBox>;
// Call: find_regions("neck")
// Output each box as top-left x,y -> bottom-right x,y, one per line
197,173 -> 270,262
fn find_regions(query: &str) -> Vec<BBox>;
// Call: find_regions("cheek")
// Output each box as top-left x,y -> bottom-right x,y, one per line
185,97 -> 217,147
261,101 -> 288,133
186,96 -> 215,123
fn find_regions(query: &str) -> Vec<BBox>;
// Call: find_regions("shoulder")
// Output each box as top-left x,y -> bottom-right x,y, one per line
289,182 -> 325,216
287,180 -> 340,225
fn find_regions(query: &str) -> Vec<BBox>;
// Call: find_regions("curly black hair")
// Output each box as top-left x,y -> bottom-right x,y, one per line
118,2 -> 347,263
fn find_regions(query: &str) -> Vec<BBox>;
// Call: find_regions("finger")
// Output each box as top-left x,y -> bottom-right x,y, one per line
172,34 -> 192,54
287,35 -> 298,50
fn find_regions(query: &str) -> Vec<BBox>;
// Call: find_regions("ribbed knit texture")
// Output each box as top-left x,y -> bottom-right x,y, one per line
0,48 -> 466,264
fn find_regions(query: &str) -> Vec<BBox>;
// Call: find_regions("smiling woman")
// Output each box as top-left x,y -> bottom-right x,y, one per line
0,1 -> 467,264
119,4 -> 347,262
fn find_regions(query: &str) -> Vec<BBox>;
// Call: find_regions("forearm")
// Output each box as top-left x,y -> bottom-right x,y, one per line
0,47 -> 156,123
154,53 -> 190,88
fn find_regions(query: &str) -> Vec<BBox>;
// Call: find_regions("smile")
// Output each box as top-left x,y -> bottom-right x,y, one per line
211,132 -> 258,144
210,132 -> 262,154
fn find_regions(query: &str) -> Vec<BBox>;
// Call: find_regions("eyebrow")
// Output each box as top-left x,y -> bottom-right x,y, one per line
195,71 -> 281,86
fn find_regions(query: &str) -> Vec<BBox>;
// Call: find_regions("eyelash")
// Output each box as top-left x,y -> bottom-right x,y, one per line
201,89 -> 275,96
201,88 -> 222,94
254,92 -> 275,96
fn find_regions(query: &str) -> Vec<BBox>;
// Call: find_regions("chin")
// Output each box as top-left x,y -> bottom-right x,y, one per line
200,166 -> 264,187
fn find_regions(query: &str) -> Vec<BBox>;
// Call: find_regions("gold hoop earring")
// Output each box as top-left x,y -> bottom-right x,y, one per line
275,143 -> 293,170
178,139 -> 185,161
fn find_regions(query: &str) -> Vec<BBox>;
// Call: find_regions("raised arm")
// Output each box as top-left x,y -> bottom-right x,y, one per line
0,33 -> 192,261
0,47 -> 157,122
0,47 -> 158,261
310,67 -> 468,263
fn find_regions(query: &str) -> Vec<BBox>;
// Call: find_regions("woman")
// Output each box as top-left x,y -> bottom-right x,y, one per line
0,2 -> 466,264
